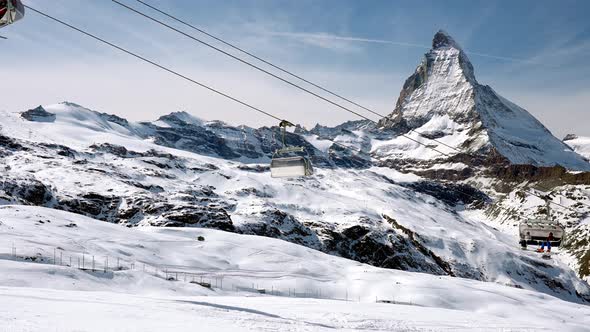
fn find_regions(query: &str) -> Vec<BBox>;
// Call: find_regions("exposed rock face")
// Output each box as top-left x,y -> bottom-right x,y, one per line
138,112 -> 336,166
21,106 -> 56,122
379,31 -> 478,131
0,134 -> 27,156
563,224 -> 590,280
241,209 -> 321,248
487,164 -> 590,185
58,192 -> 122,221
0,177 -> 54,205
97,112 -> 129,127
145,118 -> 242,159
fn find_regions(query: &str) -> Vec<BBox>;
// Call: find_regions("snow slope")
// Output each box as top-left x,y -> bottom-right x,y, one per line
1,105 -> 589,303
378,30 -> 590,170
5,288 -> 582,332
1,205 -> 589,331
564,135 -> 590,160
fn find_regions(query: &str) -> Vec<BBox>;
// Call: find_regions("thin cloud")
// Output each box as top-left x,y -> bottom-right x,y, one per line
268,31 -> 532,63
268,31 -> 428,49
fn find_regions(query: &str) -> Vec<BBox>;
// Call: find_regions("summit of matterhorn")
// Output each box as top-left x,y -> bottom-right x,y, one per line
431,29 -> 461,49
378,30 -> 590,171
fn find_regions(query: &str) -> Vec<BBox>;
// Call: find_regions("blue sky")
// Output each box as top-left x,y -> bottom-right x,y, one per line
2,0 -> 590,137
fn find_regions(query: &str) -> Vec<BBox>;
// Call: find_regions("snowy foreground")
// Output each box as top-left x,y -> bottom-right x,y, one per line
2,288 -> 574,332
1,206 -> 589,331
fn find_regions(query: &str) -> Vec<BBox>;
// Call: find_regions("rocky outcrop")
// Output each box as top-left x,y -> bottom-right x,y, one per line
241,209 -> 320,248
57,192 -> 122,222
405,181 -> 489,208
562,224 -> 590,280
487,164 -> 590,185
0,177 -> 54,205
0,135 -> 27,157
20,106 -> 56,122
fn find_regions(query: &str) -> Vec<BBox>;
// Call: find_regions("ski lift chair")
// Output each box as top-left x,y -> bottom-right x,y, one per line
518,195 -> 565,248
519,219 -> 565,248
270,120 -> 314,178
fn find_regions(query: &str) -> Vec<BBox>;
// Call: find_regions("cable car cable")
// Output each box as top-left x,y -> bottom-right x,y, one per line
23,5 -> 283,123
25,6 -> 584,218
112,0 -> 370,122
111,0 -> 451,157
126,0 -> 461,151
529,182 -> 590,211
125,0 -> 469,155
22,5 -> 378,161
21,5 -> 406,170
129,0 -> 385,120
117,2 -> 552,210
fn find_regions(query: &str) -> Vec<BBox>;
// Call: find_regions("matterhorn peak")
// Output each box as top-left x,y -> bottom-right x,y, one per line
377,30 -> 590,171
428,30 -> 475,82
432,30 -> 461,50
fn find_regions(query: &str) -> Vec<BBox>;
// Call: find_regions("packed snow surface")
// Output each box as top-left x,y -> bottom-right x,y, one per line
1,205 -> 589,331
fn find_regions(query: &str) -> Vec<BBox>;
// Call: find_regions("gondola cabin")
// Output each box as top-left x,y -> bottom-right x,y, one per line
0,0 -> 25,28
270,120 -> 314,179
270,155 -> 313,178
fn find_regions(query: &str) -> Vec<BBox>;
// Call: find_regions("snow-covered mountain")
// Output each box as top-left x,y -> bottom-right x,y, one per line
378,30 -> 590,171
564,134 -> 590,160
1,100 -> 590,304
11,102 -> 336,165
1,31 -> 590,322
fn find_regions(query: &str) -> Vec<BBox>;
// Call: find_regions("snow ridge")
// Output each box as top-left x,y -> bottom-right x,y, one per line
564,135 -> 590,160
